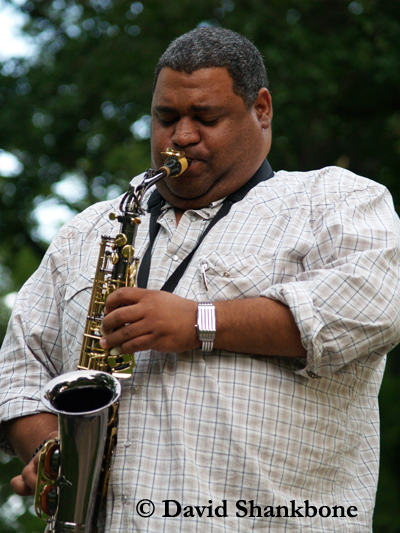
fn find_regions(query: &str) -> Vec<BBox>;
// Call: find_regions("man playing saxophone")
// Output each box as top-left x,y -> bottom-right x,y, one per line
1,27 -> 400,532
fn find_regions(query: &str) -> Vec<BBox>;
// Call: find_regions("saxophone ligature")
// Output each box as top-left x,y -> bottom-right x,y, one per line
34,150 -> 190,532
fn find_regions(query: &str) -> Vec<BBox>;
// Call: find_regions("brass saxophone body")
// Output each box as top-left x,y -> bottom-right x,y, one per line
78,148 -> 190,378
34,150 -> 190,532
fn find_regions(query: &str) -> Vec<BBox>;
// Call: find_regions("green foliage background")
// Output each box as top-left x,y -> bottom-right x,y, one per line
1,0 -> 400,531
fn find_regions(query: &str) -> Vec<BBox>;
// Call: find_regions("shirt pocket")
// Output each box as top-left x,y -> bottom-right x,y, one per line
198,251 -> 274,301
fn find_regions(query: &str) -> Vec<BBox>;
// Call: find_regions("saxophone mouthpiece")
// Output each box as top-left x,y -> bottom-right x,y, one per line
160,148 -> 191,178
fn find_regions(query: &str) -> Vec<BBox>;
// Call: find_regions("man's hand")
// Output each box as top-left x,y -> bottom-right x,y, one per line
100,288 -> 306,358
100,287 -> 200,354
10,428 -> 59,497
3,414 -> 59,497
11,453 -> 40,496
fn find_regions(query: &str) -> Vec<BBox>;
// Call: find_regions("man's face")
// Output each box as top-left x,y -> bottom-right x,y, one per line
151,67 -> 272,210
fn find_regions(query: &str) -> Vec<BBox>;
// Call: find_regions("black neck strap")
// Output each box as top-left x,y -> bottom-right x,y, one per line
136,159 -> 274,293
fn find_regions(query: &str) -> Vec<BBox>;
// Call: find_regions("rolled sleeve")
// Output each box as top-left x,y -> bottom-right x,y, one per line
262,181 -> 400,377
0,233 -> 70,453
0,295 -> 59,453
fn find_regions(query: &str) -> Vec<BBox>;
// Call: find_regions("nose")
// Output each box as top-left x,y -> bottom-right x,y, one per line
172,117 -> 200,147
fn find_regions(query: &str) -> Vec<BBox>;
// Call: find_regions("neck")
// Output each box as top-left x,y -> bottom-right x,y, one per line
175,208 -> 185,225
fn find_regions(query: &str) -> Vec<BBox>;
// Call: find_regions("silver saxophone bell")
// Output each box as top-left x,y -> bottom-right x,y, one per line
34,370 -> 121,533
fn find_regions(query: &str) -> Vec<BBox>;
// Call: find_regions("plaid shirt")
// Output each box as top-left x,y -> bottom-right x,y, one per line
1,166 -> 400,532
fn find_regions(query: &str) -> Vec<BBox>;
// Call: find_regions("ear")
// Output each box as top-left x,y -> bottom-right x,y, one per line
254,88 -> 273,129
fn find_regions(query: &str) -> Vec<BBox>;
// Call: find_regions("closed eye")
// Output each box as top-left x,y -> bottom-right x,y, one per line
198,117 -> 218,126
153,111 -> 177,126
158,117 -> 177,126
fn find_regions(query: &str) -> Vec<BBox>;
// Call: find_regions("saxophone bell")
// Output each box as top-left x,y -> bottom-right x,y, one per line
34,370 -> 121,533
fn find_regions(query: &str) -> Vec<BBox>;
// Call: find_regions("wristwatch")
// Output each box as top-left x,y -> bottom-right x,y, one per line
196,303 -> 216,352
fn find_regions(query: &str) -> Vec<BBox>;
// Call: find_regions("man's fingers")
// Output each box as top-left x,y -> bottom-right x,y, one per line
101,319 -> 150,350
101,288 -> 199,353
102,305 -> 142,335
10,459 -> 38,496
10,474 -> 35,496
103,287 -> 144,315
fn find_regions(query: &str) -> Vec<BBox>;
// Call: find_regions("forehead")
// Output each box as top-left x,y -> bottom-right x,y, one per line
152,67 -> 241,109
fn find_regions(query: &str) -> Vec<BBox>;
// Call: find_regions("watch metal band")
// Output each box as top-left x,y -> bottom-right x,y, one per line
197,303 -> 216,352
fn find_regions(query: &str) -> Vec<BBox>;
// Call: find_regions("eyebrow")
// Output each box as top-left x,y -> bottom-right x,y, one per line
154,104 -> 222,114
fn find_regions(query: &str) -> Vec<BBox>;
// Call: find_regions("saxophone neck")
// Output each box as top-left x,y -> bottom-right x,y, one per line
129,149 -> 191,209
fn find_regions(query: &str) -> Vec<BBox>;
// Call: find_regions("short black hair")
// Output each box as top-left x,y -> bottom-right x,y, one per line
153,27 -> 268,106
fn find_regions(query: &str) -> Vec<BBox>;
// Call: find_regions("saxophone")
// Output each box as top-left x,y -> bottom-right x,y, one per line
78,148 -> 190,378
34,150 -> 190,533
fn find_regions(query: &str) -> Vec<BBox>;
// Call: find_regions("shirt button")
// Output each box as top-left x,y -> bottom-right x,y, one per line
171,254 -> 179,262
130,386 -> 137,394
223,271 -> 230,278
190,215 -> 197,222
121,495 -> 128,504
124,440 -> 132,447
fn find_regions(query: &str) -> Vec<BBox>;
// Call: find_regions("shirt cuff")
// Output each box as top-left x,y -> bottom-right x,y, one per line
0,397 -> 49,455
261,284 -> 338,379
